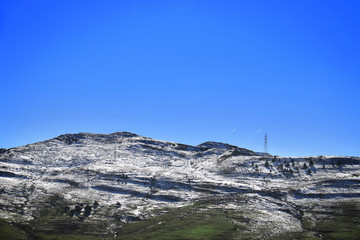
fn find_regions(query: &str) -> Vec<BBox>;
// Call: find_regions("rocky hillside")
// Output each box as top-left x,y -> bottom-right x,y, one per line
0,132 -> 359,239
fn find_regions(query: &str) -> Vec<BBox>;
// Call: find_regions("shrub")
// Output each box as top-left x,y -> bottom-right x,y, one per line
84,205 -> 92,217
265,160 -> 270,168
74,205 -> 82,216
302,163 -> 308,169
94,201 -> 99,209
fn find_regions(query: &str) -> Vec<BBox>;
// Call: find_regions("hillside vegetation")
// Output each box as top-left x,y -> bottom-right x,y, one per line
0,132 -> 359,239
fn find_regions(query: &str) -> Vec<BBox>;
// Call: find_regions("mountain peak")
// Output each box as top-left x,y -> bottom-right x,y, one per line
198,141 -> 240,150
53,131 -> 141,144
109,131 -> 140,138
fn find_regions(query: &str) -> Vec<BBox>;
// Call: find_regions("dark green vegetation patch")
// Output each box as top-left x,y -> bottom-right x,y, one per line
115,202 -> 236,240
270,201 -> 360,240
0,220 -> 27,240
1,197 -> 360,239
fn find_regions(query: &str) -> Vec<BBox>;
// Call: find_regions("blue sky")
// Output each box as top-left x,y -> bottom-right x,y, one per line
1,0 -> 359,156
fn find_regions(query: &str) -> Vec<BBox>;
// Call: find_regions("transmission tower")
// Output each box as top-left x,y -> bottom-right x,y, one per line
264,133 -> 268,154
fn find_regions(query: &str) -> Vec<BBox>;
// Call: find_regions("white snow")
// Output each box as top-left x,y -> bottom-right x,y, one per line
0,132 -> 359,229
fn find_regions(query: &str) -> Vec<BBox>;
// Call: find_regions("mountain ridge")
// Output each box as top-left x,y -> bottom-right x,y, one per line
2,131 -> 260,157
0,131 -> 359,239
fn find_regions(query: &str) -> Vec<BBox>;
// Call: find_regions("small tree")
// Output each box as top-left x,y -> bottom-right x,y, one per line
63,206 -> 70,213
254,164 -> 259,173
309,160 -> 314,167
74,205 -> 82,216
336,160 -> 342,167
302,163 -> 308,169
265,160 -> 270,168
69,209 -> 75,217
278,163 -> 284,171
84,205 -> 92,217
150,177 -> 157,194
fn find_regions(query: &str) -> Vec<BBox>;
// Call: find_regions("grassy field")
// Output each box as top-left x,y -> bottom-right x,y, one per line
115,202 -> 236,240
268,201 -> 360,240
114,200 -> 360,240
1,198 -> 359,239
0,220 -> 27,240
311,202 -> 360,240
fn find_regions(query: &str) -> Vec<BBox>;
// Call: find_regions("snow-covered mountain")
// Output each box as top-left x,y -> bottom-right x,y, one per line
0,132 -> 359,239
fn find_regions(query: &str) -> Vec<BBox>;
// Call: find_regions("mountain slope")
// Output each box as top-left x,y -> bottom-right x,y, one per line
0,132 -> 359,239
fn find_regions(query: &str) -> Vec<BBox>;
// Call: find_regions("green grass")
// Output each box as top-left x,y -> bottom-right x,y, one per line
115,204 -> 236,240
0,220 -> 27,240
11,194 -> 110,240
1,196 -> 359,240
311,202 -> 360,240
268,231 -> 321,240
268,201 -> 360,240
29,233 -> 100,240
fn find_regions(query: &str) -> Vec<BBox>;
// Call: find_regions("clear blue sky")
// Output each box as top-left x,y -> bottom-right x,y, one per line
1,0 -> 360,157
